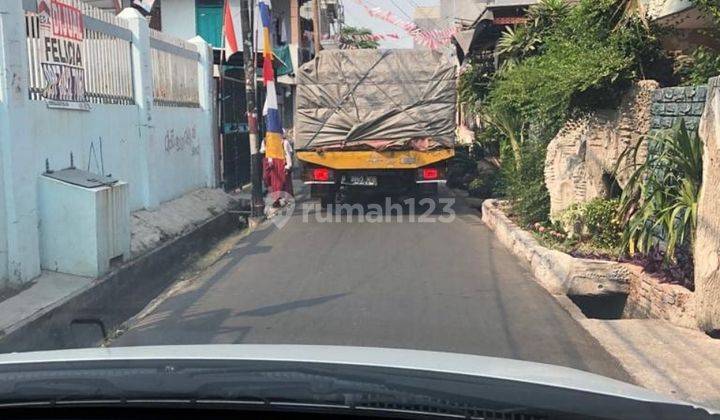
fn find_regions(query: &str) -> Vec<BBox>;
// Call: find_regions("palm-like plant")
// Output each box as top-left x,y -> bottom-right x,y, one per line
497,0 -> 570,70
617,120 -> 703,262
480,107 -> 527,170
496,26 -> 540,70
613,0 -> 649,29
458,60 -> 492,115
527,0 -> 571,28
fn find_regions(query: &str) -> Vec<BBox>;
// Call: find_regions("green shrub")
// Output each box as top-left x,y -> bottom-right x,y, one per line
692,0 -> 720,26
487,36 -> 633,136
468,173 -> 499,198
474,121 -> 503,157
447,150 -> 479,189
458,59 -> 493,115
555,198 -> 622,250
676,46 -> 720,86
479,0 -> 666,225
338,26 -> 379,49
557,202 -> 586,237
584,198 -> 622,249
500,141 -> 550,224
486,0 -> 665,140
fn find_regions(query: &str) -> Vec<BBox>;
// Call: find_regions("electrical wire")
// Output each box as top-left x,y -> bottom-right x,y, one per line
343,0 -> 457,48
387,0 -> 415,21
361,0 -> 452,31
403,0 -> 421,10
341,0 -> 405,46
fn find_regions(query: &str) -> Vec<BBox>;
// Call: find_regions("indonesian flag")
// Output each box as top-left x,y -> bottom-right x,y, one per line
223,0 -> 239,58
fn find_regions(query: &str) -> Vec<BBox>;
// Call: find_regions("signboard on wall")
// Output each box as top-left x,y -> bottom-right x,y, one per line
37,0 -> 90,110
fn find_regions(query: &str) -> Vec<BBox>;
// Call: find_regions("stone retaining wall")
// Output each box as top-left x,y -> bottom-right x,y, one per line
481,199 -> 630,296
545,81 -> 710,219
624,265 -> 696,329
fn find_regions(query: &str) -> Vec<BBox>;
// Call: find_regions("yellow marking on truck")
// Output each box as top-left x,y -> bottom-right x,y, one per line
296,149 -> 455,170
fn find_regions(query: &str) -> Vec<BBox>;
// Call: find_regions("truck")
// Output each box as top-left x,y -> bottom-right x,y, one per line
294,49 -> 457,206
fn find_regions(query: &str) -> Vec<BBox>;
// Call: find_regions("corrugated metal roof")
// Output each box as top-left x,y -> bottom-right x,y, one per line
485,0 -> 538,9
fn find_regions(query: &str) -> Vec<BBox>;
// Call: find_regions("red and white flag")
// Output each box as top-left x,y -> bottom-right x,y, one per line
223,0 -> 239,58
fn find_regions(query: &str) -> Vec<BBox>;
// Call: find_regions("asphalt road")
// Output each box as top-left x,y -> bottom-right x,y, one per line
110,188 -> 632,383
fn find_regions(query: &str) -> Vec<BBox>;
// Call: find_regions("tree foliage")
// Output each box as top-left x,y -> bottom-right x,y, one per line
488,0 -> 662,136
338,26 -> 379,49
457,59 -> 493,116
499,141 -> 550,225
692,0 -> 720,26
675,46 -> 720,86
483,0 -> 665,223
496,0 -> 570,68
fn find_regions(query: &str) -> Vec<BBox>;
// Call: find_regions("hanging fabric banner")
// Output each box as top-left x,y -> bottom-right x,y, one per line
353,0 -> 457,50
323,32 -> 401,43
259,0 -> 284,160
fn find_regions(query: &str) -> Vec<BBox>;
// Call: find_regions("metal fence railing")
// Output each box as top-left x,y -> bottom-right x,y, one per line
22,0 -> 202,108
24,0 -> 134,105
149,29 -> 200,108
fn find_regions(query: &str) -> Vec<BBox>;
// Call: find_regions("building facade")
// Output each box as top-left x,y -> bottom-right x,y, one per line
152,0 -> 342,189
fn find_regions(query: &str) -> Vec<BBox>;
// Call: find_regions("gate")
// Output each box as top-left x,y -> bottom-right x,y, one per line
220,67 -> 251,190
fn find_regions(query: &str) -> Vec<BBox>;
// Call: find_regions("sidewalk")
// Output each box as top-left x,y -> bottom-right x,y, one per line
131,188 -> 242,257
576,314 -> 720,408
0,188 -> 244,348
554,294 -> 720,408
0,272 -> 93,340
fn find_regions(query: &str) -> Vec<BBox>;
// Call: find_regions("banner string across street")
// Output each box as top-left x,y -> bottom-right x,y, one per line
353,0 -> 458,50
324,32 -> 401,43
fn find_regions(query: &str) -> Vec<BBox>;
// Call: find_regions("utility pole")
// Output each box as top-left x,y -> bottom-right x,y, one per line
240,0 -> 264,219
311,0 -> 322,54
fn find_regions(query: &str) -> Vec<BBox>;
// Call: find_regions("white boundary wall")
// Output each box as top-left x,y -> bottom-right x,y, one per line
0,4 -> 216,285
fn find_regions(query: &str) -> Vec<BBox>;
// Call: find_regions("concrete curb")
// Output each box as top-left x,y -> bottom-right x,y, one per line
481,199 -> 697,329
0,210 -> 245,353
481,199 -> 630,296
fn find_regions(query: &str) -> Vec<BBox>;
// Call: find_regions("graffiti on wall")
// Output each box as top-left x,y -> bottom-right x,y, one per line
164,126 -> 199,156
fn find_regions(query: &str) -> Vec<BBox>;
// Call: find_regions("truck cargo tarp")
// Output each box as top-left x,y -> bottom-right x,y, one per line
295,49 -> 457,151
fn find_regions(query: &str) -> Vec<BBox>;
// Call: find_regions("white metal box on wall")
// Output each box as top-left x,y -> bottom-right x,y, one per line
38,169 -> 130,278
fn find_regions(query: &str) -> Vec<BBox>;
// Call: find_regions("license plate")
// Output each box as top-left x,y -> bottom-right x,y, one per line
342,175 -> 378,186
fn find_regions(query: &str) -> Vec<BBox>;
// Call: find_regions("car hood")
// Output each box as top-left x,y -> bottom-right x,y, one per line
0,344 -> 714,419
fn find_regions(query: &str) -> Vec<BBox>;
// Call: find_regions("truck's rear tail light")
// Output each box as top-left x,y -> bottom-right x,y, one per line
422,167 -> 439,180
313,168 -> 331,181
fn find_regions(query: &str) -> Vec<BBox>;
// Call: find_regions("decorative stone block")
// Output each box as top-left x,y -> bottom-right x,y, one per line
696,85 -> 708,102
691,102 -> 705,116
545,81 -> 658,217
